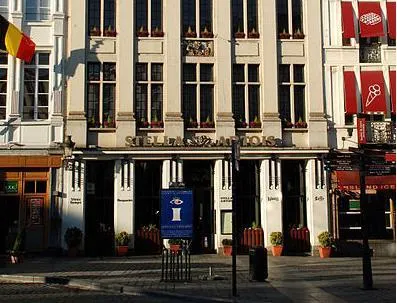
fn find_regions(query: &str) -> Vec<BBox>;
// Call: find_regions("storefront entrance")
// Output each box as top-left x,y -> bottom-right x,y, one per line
85,161 -> 115,256
0,196 -> 19,253
183,161 -> 214,254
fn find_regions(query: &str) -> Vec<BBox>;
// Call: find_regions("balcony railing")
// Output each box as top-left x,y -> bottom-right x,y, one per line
366,121 -> 395,144
360,44 -> 381,63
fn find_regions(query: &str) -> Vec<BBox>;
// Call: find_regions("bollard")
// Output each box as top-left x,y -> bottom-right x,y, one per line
249,246 -> 268,282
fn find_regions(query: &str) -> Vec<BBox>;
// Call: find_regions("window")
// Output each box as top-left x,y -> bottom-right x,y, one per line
232,0 -> 259,38
232,64 -> 260,128
277,0 -> 304,39
182,0 -> 213,38
23,53 -> 49,120
278,64 -> 306,128
87,62 -> 116,128
88,0 -> 116,36
0,53 -> 7,120
183,63 -> 214,128
135,63 -> 163,128
25,0 -> 50,21
0,0 -> 8,15
136,0 -> 163,37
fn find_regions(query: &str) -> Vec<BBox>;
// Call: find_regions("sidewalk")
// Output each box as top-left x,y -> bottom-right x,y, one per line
0,254 -> 395,302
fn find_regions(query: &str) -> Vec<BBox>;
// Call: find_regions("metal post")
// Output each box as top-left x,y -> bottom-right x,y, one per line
359,153 -> 373,290
231,139 -> 240,297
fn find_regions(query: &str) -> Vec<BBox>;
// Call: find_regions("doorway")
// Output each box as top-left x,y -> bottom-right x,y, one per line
85,161 -> 115,256
0,196 -> 19,253
183,160 -> 214,254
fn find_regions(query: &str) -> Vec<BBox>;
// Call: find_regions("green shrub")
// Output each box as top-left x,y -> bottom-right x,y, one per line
64,227 -> 83,248
222,238 -> 233,246
270,232 -> 283,246
317,231 -> 334,248
115,231 -> 130,246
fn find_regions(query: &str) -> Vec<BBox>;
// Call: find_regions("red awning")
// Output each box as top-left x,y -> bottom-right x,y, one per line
390,70 -> 396,113
335,171 -> 396,190
360,71 -> 387,113
341,2 -> 356,38
358,2 -> 385,37
387,2 -> 396,39
344,71 -> 358,114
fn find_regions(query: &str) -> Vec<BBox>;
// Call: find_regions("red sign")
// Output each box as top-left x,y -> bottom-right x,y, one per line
336,171 -> 396,190
360,71 -> 387,113
357,118 -> 367,144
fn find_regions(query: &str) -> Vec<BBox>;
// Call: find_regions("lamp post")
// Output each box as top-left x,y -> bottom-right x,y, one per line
231,139 -> 240,297
62,135 -> 75,170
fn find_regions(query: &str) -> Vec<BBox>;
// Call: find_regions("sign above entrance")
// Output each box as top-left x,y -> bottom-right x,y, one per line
5,181 -> 18,193
125,135 -> 278,148
160,189 -> 193,239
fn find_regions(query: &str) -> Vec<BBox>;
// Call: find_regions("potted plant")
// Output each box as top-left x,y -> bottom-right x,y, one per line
89,26 -> 101,36
282,119 -> 294,128
150,115 -> 163,128
184,25 -> 197,38
64,227 -> 83,257
248,28 -> 260,39
9,229 -> 25,264
317,231 -> 334,258
222,238 -> 233,256
200,116 -> 215,128
200,26 -> 213,38
234,25 -> 245,39
137,25 -> 149,37
115,231 -> 130,256
104,25 -> 117,37
168,238 -> 183,252
295,117 -> 307,128
279,28 -> 291,39
236,119 -> 247,128
293,28 -> 305,39
151,26 -> 164,37
270,231 -> 283,256
249,116 -> 261,128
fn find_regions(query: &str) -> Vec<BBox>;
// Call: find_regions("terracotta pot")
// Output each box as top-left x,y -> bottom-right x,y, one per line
116,245 -> 129,256
319,246 -> 332,258
271,245 -> 283,256
223,245 -> 232,256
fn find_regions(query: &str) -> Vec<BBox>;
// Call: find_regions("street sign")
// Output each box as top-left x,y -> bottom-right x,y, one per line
160,189 -> 193,239
365,157 -> 396,176
327,153 -> 360,171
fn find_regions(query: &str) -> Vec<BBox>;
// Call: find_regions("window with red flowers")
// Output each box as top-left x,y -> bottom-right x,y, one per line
88,0 -> 116,37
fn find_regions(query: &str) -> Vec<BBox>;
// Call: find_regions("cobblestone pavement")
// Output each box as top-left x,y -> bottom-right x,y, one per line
0,254 -> 395,302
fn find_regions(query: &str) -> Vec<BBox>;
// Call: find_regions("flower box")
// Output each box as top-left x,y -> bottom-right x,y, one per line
104,30 -> 117,37
279,29 -> 291,39
200,121 -> 215,128
249,121 -> 261,128
151,30 -> 164,37
188,121 -> 198,128
234,31 -> 245,39
236,121 -> 248,128
294,121 -> 307,128
139,121 -> 150,128
248,31 -> 260,39
293,33 -> 305,39
90,29 -> 101,37
184,31 -> 197,38
137,30 -> 149,37
150,120 -> 164,128
200,31 -> 214,38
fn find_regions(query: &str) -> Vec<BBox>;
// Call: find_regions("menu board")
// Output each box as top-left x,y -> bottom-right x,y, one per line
29,198 -> 43,225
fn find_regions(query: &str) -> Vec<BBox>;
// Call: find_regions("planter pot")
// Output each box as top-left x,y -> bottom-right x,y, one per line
116,245 -> 129,256
223,245 -> 232,256
271,245 -> 283,256
169,244 -> 181,253
319,246 -> 332,258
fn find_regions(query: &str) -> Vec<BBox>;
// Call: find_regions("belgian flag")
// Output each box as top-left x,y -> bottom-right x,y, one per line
0,15 -> 35,62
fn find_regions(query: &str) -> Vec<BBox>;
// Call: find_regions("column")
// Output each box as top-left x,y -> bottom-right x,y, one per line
260,158 -> 282,247
114,160 -> 134,248
305,159 -> 329,252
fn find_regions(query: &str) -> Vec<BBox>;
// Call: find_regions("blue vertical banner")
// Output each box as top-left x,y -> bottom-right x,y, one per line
160,189 -> 193,239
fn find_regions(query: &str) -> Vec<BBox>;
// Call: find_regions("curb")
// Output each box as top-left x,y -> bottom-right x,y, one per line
0,274 -> 234,302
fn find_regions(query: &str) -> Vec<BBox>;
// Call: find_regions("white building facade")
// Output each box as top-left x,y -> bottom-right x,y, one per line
0,0 -> 66,253
62,0 -> 333,256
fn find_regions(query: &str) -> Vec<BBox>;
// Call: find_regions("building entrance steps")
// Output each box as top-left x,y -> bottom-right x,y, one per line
0,254 -> 395,302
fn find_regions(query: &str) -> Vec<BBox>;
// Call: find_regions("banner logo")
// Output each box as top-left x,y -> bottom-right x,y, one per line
365,84 -> 381,107
359,12 -> 381,26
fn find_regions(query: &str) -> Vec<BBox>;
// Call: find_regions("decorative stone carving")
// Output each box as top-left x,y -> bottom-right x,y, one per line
183,40 -> 214,56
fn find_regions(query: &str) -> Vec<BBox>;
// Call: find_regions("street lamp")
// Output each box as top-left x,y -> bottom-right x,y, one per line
62,135 -> 75,170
